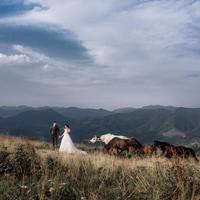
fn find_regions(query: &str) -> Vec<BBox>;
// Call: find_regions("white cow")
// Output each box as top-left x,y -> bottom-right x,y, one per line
89,133 -> 129,144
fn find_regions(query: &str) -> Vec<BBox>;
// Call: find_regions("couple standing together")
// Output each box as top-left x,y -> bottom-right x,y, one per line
50,121 -> 87,155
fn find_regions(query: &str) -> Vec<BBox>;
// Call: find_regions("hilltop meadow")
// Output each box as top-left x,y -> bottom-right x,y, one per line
1,135 -> 200,200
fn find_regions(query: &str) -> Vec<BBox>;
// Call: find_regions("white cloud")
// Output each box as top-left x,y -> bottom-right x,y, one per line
13,44 -> 50,63
0,53 -> 30,65
5,44 -> 107,87
42,64 -> 49,70
2,1 -> 200,68
1,0 -> 200,108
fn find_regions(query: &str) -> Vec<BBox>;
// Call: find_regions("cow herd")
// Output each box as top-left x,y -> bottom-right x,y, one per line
89,133 -> 199,161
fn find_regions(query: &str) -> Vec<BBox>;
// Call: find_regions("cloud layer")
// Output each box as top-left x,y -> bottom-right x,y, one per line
0,0 -> 200,108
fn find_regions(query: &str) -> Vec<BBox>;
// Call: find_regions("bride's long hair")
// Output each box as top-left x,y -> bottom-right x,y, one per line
64,123 -> 70,129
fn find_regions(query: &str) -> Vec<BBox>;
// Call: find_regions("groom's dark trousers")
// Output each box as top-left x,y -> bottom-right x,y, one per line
50,126 -> 60,147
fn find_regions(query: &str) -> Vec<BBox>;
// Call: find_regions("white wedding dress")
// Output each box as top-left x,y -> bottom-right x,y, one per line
59,128 -> 87,155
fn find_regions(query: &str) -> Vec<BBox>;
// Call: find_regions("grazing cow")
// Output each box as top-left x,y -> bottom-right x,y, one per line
104,137 -> 143,156
89,133 -> 129,145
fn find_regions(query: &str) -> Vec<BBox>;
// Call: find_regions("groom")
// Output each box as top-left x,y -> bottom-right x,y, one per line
50,121 -> 60,148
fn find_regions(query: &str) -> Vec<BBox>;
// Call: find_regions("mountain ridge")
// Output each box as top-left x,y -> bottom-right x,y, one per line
1,106 -> 200,143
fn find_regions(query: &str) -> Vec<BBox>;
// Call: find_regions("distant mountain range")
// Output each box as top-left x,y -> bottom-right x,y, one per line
52,107 -> 112,119
1,105 -> 200,144
0,106 -> 33,118
113,107 -> 137,113
0,106 -> 112,118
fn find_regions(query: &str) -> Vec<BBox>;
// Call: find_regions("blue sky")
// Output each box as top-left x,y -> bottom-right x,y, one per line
0,0 -> 200,109
0,0 -> 40,16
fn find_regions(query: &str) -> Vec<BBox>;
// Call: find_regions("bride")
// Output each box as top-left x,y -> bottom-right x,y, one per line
59,124 -> 87,155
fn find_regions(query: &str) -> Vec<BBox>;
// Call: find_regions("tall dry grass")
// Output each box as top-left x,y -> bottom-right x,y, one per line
0,135 -> 200,200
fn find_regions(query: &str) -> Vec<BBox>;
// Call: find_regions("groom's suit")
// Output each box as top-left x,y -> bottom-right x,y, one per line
50,125 -> 60,147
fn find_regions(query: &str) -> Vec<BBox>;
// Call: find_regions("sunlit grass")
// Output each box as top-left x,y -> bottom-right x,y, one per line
0,135 -> 200,200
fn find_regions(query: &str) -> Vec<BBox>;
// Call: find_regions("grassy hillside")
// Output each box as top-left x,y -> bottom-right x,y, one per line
0,135 -> 200,200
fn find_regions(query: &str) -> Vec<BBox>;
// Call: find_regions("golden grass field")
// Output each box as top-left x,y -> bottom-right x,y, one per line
0,135 -> 200,200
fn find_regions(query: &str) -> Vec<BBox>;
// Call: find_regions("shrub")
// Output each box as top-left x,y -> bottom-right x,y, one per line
0,149 -> 13,174
13,144 -> 42,177
45,155 -> 57,172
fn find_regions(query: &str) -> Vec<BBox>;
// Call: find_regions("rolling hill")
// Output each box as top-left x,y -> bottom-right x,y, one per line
113,107 -> 137,113
0,109 -> 68,140
0,106 -> 33,117
141,105 -> 177,111
0,106 -> 112,119
72,108 -> 200,143
52,107 -> 112,119
1,106 -> 200,143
